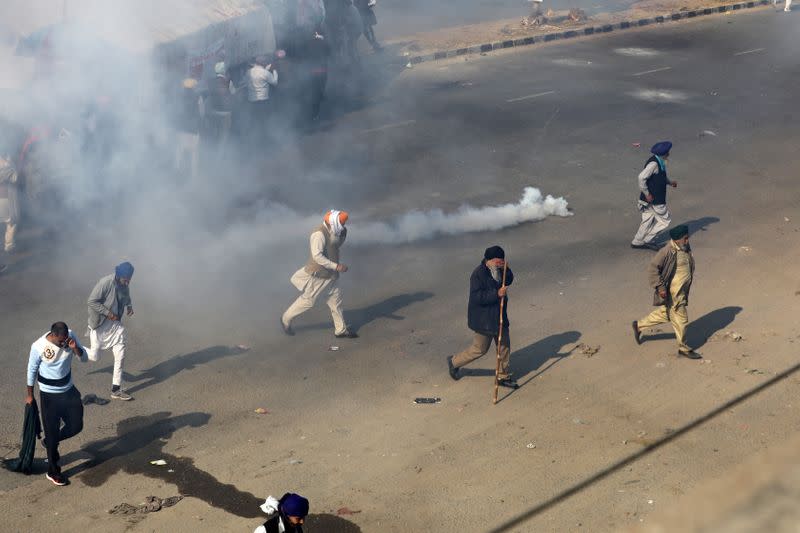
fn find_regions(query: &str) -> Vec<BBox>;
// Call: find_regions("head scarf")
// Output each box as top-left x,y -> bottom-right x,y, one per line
651,141 -> 672,157
325,210 -> 348,237
483,245 -> 505,261
280,493 -> 309,518
115,262 -> 134,279
669,225 -> 689,240
214,62 -> 226,76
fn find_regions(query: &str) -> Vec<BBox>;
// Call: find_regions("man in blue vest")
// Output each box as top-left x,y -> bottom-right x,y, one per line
631,141 -> 678,251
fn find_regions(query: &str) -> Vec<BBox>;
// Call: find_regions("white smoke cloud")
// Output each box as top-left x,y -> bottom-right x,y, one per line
352,187 -> 572,245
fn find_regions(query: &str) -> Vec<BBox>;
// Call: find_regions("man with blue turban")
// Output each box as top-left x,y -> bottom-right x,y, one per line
254,492 -> 310,533
631,141 -> 679,251
86,262 -> 135,400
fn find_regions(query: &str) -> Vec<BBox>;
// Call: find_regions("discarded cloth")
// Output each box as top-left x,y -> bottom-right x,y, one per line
3,399 -> 42,474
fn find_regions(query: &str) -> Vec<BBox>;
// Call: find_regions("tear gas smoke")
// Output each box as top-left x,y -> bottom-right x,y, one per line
352,187 -> 572,245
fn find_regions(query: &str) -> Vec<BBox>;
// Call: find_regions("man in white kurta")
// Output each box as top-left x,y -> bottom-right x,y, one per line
281,210 -> 357,338
87,262 -> 135,400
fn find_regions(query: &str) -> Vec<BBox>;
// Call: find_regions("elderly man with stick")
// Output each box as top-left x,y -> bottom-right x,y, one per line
447,246 -> 518,390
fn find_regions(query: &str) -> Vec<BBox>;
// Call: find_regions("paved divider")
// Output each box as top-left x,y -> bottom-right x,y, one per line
408,0 -> 772,65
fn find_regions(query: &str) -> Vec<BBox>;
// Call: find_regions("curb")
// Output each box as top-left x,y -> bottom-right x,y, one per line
407,0 -> 771,65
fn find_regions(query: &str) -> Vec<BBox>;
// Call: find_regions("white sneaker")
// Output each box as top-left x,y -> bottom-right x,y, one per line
110,389 -> 133,401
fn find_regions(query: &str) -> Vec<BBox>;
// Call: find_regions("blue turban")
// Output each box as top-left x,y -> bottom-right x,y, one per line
651,141 -> 672,156
280,493 -> 309,517
115,262 -> 134,279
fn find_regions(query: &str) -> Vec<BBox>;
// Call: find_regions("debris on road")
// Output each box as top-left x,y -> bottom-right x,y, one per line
632,142 -> 641,148
568,8 -> 587,22
710,330 -> 743,342
254,408 -> 270,414
329,345 -> 340,351
149,459 -> 167,466
288,459 -> 303,465
745,368 -> 765,375
576,343 -> 600,357
336,507 -> 362,516
236,344 -> 250,351
82,394 -> 110,406
414,397 -> 442,404
739,246 -> 752,253
572,417 -> 589,425
109,495 -> 182,515
699,130 -> 718,137
526,442 -> 536,449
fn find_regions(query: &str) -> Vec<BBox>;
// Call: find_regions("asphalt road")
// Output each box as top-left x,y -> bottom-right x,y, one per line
1,5 -> 800,532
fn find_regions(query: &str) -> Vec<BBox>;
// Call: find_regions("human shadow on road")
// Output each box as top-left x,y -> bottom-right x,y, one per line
653,216 -> 720,245
457,332 -> 581,398
86,345 -> 249,395
304,514 -> 363,532
643,306 -> 742,350
686,306 -> 742,348
294,291 -> 434,333
66,411 -> 264,518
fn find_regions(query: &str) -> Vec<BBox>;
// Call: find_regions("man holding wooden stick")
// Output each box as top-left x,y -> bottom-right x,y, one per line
447,246 -> 518,390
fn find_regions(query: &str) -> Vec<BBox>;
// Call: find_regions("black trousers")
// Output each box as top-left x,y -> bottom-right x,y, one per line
40,386 -> 83,475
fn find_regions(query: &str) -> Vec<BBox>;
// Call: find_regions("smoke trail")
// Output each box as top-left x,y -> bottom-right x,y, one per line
352,187 -> 572,245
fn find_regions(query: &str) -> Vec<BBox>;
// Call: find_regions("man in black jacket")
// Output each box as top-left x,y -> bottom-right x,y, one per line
447,246 -> 518,388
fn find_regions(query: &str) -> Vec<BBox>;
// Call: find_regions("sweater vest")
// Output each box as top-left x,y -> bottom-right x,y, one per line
639,155 -> 669,206
304,224 -> 345,279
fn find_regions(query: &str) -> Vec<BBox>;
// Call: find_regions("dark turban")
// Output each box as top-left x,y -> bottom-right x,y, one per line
115,262 -> 134,279
280,493 -> 309,518
483,246 -> 505,261
651,141 -> 672,156
669,225 -> 689,240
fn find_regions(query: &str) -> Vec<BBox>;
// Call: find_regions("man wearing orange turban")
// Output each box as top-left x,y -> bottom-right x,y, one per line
281,210 -> 357,338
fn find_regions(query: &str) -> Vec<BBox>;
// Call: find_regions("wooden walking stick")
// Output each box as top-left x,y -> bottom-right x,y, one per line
493,261 -> 509,405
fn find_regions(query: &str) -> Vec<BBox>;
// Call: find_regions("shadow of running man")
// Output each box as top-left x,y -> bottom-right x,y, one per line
86,345 -> 249,395
67,412 -> 365,529
66,411 -> 264,518
295,291 -> 434,334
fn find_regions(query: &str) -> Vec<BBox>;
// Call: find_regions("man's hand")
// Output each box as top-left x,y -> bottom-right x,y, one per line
658,288 -> 667,299
498,286 -> 508,298
107,312 -> 119,321
670,181 -> 678,188
25,393 -> 33,405
336,264 -> 348,273
645,193 -> 654,203
126,306 -> 134,317
67,337 -> 82,355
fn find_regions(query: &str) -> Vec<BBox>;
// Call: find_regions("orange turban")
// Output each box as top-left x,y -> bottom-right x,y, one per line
325,210 -> 348,225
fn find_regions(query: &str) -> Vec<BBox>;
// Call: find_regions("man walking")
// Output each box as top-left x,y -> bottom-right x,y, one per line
631,141 -> 678,251
632,225 -> 701,359
281,210 -> 357,338
447,246 -> 518,389
26,322 -> 88,486
87,262 -> 135,400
